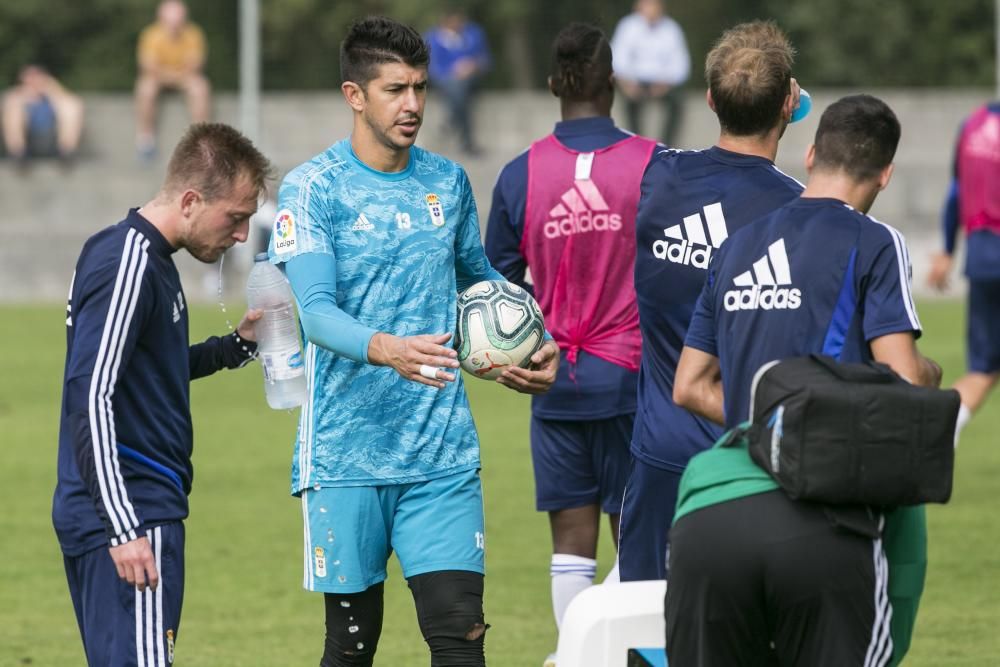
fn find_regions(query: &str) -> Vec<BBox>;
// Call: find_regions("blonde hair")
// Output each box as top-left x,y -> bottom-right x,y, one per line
164,123 -> 273,201
705,21 -> 795,136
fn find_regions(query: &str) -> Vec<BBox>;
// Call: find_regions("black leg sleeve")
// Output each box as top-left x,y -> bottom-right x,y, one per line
320,583 -> 385,667
408,571 -> 488,667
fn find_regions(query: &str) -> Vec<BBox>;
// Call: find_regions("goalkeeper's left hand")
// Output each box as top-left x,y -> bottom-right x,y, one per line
497,340 -> 560,395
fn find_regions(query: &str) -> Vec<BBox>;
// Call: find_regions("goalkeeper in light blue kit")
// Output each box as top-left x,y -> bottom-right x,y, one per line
267,16 -> 559,667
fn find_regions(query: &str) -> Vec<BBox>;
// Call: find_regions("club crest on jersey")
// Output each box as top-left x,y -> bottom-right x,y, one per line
545,180 -> 622,238
653,203 -> 728,270
274,209 -> 297,254
426,194 -> 446,227
723,238 -> 802,311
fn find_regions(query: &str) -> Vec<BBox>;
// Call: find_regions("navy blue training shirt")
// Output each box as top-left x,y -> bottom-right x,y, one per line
685,197 -> 922,428
485,116 -> 659,419
53,210 -> 255,556
632,147 -> 803,471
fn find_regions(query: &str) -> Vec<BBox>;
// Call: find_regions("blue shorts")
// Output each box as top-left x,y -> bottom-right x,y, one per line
530,414 -> 632,514
63,523 -> 185,667
968,279 -> 1000,373
302,468 -> 485,593
618,458 -> 682,582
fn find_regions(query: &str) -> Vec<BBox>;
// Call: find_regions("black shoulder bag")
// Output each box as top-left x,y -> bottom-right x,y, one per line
744,354 -> 958,507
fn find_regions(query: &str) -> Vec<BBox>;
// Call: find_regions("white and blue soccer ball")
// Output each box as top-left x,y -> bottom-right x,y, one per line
455,280 -> 545,380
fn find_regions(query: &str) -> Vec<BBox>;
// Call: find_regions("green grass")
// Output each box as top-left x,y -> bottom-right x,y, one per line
1,301 -> 997,666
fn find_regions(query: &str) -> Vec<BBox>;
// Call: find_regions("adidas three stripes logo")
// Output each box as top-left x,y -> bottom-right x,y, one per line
652,202 -> 729,269
544,180 -> 623,239
724,238 -> 803,311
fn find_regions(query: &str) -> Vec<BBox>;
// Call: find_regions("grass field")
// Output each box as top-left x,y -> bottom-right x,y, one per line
1,301 -> 998,666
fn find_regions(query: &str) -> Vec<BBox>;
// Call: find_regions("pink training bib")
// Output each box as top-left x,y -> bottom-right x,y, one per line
522,133 -> 656,371
958,105 -> 1000,235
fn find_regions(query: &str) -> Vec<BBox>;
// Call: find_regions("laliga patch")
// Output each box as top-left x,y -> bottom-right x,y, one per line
167,629 -> 175,663
274,209 -> 297,254
426,194 -> 446,227
314,546 -> 327,578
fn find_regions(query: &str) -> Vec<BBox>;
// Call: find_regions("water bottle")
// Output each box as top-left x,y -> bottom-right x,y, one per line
246,253 -> 307,409
791,88 -> 812,123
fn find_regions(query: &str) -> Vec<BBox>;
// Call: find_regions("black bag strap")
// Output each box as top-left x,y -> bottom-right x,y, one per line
808,354 -> 898,384
717,422 -> 756,448
748,360 -> 782,423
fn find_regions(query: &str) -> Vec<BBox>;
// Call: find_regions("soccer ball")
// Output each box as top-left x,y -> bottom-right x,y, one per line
455,280 -> 545,380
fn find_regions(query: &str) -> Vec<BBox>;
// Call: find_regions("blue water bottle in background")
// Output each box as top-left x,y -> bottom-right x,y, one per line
791,88 -> 812,123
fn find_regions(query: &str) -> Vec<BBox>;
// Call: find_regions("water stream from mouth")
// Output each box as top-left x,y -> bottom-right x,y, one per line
217,252 -> 234,332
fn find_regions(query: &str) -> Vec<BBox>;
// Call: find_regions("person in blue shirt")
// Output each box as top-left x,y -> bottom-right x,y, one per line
620,20 -> 806,582
928,101 -> 1000,442
53,123 -> 271,666
425,8 -> 491,155
485,23 -> 659,666
268,17 -> 558,667
671,94 -> 941,666
2,64 -> 84,163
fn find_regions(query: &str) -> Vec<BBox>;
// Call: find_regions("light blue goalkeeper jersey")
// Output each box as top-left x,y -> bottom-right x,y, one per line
269,139 -> 504,492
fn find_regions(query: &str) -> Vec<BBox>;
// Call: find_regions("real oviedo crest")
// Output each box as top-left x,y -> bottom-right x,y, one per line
426,194 -> 446,227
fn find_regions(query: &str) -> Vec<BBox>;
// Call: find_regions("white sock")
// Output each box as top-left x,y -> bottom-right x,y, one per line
955,403 -> 972,448
603,558 -> 620,584
551,553 -> 597,629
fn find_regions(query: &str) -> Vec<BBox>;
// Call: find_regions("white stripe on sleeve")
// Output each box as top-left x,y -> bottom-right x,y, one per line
873,220 -> 921,331
102,234 -> 149,539
88,230 -> 149,542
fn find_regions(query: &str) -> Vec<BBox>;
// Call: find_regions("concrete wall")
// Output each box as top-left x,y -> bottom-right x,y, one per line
1,89 -> 990,302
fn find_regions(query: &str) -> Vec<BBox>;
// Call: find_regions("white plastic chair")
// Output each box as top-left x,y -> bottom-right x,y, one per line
554,580 -> 668,667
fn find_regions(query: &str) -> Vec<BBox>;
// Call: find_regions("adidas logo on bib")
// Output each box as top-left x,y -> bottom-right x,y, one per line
544,180 -> 622,239
653,203 -> 728,270
723,238 -> 802,311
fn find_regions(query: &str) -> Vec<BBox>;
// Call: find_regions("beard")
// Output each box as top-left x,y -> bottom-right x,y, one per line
185,237 -> 227,264
364,109 -> 422,151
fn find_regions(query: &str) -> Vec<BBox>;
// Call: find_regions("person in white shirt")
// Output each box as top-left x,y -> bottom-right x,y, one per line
610,0 -> 690,146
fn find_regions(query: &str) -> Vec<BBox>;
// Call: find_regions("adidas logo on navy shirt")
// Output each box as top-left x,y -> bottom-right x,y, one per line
653,203 -> 729,269
544,180 -> 622,239
723,238 -> 802,311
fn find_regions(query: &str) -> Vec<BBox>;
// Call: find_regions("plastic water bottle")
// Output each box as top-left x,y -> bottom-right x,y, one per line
791,88 -> 812,123
246,253 -> 307,409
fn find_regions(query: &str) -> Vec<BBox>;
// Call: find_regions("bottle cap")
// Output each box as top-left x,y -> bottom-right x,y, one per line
791,88 -> 812,123
254,252 -> 270,262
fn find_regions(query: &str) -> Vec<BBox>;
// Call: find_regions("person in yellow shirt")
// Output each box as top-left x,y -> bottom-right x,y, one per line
134,0 -> 210,160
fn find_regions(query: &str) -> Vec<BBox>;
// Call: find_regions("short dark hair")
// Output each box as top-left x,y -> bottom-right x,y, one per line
812,94 -> 901,181
705,21 -> 795,136
164,123 -> 273,200
549,23 -> 613,102
340,16 -> 430,89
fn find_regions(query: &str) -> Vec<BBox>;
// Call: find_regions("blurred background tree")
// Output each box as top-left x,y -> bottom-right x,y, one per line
0,0 -> 993,90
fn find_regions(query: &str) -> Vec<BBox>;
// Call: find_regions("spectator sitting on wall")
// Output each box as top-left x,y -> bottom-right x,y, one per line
134,0 -> 211,160
2,64 -> 84,164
